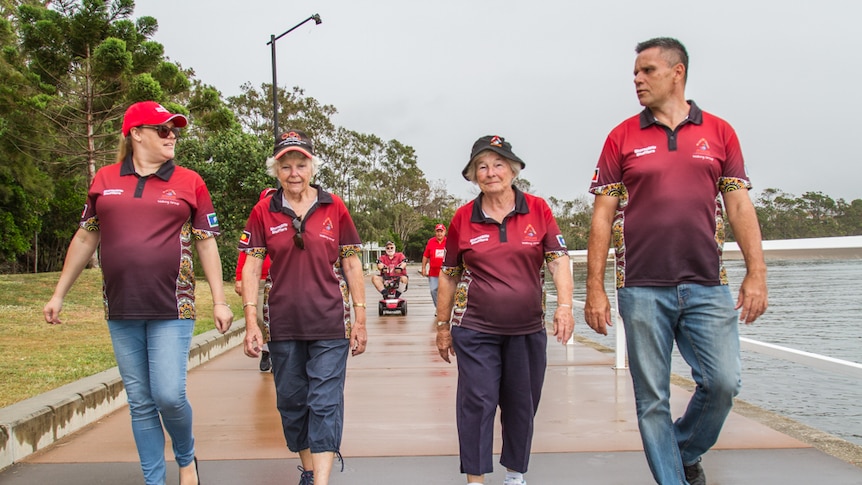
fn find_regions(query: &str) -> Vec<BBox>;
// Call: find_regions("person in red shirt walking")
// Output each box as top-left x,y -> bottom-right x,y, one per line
235,188 -> 277,372
421,224 -> 447,308
44,101 -> 232,485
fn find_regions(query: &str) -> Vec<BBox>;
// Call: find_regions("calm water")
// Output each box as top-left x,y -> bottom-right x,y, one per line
565,258 -> 862,446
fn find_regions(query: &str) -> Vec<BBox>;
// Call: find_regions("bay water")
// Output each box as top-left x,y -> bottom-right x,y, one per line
566,258 -> 862,446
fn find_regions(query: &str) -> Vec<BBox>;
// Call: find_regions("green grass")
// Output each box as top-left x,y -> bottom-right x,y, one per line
0,269 -> 241,408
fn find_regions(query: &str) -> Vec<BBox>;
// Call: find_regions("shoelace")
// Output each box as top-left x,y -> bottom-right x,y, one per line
296,452 -> 344,484
297,465 -> 314,485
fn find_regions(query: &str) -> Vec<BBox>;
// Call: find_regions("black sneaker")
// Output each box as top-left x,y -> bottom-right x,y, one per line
684,460 -> 706,485
259,350 -> 272,372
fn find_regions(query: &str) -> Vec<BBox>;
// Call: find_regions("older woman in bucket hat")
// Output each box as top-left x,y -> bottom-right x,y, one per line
44,100 -> 233,485
435,135 -> 575,485
238,129 -> 367,485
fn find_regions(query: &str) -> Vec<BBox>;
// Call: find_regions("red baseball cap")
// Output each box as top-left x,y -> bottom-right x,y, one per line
435,224 -> 446,231
122,101 -> 188,136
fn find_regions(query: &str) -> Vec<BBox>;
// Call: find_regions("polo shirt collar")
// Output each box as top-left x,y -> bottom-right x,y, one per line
470,186 -> 529,223
639,99 -> 703,129
269,184 -> 333,215
120,153 -> 176,180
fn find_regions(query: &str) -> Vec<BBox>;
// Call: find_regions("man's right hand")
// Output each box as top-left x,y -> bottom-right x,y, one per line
584,288 -> 612,336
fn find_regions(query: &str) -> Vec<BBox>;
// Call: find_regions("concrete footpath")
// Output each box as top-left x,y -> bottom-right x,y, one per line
2,274 -> 862,484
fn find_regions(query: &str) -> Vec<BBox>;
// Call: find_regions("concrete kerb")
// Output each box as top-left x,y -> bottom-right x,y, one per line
0,321 -> 247,472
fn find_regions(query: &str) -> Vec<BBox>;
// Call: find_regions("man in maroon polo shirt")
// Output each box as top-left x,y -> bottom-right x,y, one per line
584,37 -> 768,485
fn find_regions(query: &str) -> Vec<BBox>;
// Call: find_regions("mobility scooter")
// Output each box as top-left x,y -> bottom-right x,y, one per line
378,266 -> 407,316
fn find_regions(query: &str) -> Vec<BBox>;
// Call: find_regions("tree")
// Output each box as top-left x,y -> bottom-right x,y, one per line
16,0 -> 189,186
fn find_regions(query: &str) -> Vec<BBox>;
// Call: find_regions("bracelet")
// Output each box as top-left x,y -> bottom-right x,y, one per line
214,302 -> 230,307
353,303 -> 366,308
242,302 -> 257,309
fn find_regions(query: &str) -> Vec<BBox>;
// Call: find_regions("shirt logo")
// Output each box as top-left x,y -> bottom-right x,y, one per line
239,231 -> 251,245
692,138 -> 715,162
469,234 -> 490,245
523,224 -> 539,244
103,189 -> 124,196
270,223 -> 290,235
634,145 -> 657,157
591,168 -> 599,183
162,189 -> 177,199
556,234 -> 567,248
207,213 -> 219,227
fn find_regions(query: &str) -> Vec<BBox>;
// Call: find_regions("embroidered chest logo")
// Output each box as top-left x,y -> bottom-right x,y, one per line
157,188 -> 180,207
634,145 -> 657,157
692,138 -> 716,162
522,224 -> 540,245
318,217 -> 336,242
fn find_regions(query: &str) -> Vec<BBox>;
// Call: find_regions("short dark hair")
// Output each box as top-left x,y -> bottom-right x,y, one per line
636,37 -> 689,82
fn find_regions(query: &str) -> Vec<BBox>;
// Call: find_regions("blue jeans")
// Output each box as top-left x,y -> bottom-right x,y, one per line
108,319 -> 196,485
617,285 -> 741,485
428,276 -> 439,308
269,339 -> 349,454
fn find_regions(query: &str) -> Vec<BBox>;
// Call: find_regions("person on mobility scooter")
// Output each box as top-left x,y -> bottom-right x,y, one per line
372,241 -> 408,315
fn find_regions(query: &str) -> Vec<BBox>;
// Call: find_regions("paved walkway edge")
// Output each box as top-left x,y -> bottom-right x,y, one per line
0,322 -> 247,472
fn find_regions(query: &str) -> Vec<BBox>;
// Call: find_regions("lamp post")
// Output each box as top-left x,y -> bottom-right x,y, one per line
267,14 -> 322,141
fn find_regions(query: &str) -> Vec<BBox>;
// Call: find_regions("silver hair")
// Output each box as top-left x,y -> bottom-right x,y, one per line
265,152 -> 322,178
463,152 -> 521,183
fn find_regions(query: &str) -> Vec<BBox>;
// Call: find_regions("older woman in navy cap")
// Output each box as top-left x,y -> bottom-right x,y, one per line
239,129 -> 367,485
435,135 -> 575,485
44,101 -> 233,485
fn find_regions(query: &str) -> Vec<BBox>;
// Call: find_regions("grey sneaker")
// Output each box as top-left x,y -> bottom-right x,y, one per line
684,460 -> 706,485
297,465 -> 314,485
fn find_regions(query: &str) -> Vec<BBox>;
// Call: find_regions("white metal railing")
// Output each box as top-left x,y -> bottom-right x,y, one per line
563,236 -> 862,376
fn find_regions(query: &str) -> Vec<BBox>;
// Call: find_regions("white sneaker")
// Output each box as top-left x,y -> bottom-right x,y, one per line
503,478 -> 526,485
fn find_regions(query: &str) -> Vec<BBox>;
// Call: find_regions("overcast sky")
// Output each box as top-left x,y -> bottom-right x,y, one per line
135,0 -> 861,203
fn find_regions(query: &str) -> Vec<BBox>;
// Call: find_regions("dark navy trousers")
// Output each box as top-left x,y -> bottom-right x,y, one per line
451,326 -> 547,475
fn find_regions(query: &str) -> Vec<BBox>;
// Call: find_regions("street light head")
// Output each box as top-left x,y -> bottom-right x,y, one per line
312,14 -> 322,25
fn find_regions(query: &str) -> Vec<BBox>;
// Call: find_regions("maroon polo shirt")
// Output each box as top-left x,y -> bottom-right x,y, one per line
377,252 -> 406,273
81,156 -> 220,320
441,187 -> 568,335
589,101 -> 751,288
239,185 -> 362,341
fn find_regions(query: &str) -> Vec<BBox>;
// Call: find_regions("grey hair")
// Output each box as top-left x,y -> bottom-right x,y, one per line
266,151 -> 322,178
463,151 -> 522,183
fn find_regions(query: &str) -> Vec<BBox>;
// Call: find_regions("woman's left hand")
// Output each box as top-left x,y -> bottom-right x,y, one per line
552,306 -> 574,345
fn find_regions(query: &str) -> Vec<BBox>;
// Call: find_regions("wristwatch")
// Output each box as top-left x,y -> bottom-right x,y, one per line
436,321 -> 450,327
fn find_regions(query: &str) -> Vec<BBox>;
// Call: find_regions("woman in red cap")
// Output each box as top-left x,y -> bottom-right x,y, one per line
44,101 -> 233,485
421,223 -> 448,308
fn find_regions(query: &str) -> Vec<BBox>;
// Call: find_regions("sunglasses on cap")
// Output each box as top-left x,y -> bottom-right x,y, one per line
138,124 -> 181,139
